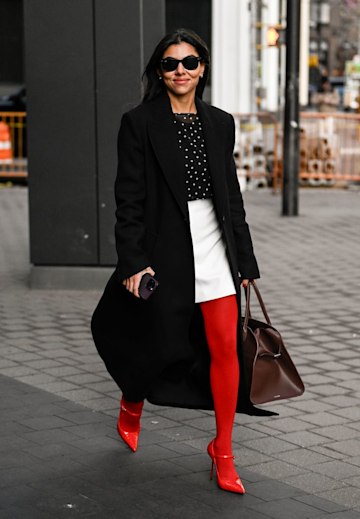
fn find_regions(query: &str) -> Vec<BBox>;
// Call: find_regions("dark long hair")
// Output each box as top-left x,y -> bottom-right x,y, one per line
142,28 -> 210,103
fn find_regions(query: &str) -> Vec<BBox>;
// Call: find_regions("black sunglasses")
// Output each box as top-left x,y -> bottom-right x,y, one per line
160,55 -> 203,72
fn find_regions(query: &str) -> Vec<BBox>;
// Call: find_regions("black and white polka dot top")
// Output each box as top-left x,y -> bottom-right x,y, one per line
173,113 -> 213,201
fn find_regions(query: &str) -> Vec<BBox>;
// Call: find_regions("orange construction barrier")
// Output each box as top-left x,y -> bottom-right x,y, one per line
273,112 -> 360,189
0,121 -> 13,163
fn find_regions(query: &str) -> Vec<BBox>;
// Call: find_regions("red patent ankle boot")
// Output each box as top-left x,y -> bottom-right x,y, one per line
117,398 -> 143,452
207,440 -> 245,495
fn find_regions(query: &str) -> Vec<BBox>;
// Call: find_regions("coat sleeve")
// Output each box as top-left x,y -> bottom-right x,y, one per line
114,112 -> 150,281
225,114 -> 260,280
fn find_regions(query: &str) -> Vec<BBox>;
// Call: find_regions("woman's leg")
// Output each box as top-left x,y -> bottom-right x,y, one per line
200,295 -> 240,479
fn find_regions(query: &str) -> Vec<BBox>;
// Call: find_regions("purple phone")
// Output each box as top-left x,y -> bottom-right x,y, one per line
139,273 -> 159,300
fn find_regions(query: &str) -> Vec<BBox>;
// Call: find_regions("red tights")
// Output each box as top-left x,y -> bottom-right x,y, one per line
200,295 -> 239,468
122,295 -> 239,477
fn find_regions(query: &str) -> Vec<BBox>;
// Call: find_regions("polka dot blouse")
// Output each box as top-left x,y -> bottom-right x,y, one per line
173,113 -> 213,201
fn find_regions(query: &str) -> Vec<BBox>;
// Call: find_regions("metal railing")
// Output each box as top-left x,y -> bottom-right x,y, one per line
273,112 -> 360,188
298,112 -> 360,186
0,112 -> 27,179
232,112 -> 280,190
233,111 -> 360,189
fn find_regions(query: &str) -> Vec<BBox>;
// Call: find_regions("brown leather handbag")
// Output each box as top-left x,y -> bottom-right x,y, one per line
242,282 -> 305,405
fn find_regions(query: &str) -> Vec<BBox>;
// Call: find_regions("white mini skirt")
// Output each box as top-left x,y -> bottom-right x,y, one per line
188,198 -> 236,303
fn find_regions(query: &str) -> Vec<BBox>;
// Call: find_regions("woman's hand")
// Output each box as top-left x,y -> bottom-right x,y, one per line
242,279 -> 256,288
122,266 -> 155,298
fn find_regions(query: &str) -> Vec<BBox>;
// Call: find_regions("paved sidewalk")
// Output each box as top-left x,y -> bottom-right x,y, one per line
1,186 -> 360,518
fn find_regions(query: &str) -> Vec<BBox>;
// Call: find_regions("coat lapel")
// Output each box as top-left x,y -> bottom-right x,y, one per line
195,98 -> 227,219
147,95 -> 189,221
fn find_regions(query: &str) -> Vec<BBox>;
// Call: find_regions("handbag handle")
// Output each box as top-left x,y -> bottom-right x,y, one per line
243,281 -> 272,332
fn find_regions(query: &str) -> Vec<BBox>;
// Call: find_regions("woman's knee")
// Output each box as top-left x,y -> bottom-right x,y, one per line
208,332 -> 238,363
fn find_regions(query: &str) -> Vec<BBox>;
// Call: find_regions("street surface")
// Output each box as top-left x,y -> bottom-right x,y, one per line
0,186 -> 360,518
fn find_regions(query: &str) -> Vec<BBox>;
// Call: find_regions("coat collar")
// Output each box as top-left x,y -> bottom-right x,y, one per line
147,94 -> 227,221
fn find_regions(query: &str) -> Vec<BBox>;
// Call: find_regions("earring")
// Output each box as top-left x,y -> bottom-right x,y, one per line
158,76 -> 162,80
200,75 -> 203,79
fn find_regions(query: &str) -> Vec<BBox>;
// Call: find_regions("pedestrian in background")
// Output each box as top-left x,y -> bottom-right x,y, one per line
311,76 -> 340,112
92,28 -> 271,495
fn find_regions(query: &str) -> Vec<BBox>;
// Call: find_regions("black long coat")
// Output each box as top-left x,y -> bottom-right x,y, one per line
91,93 -> 273,416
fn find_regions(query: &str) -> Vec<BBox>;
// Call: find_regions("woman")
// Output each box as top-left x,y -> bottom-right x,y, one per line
91,28 -> 272,495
